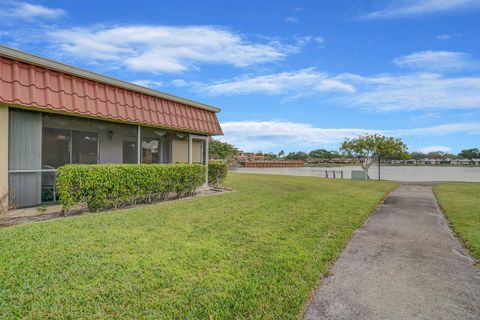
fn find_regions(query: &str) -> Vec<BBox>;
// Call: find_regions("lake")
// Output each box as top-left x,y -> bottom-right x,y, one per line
231,166 -> 480,182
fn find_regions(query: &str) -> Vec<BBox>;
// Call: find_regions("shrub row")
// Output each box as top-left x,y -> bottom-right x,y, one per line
208,160 -> 228,188
56,164 -> 206,213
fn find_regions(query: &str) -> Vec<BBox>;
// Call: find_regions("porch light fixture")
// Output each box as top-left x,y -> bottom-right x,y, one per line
154,130 -> 167,136
176,133 -> 187,139
107,130 -> 114,140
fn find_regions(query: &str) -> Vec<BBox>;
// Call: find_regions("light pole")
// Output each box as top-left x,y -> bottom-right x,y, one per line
378,155 -> 381,181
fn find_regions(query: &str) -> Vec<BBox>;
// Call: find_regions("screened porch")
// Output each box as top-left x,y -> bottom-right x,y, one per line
8,108 -> 208,207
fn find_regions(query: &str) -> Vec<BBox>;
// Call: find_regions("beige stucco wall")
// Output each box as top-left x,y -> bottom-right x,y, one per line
0,105 -> 8,201
192,140 -> 202,163
171,136 -> 204,163
171,137 -> 188,163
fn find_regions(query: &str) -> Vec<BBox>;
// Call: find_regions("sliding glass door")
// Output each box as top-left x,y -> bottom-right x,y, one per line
72,131 -> 98,164
42,128 -> 70,169
40,127 -> 99,202
41,127 -> 71,202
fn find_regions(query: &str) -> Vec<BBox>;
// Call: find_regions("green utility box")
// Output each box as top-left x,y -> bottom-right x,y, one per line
351,170 -> 367,180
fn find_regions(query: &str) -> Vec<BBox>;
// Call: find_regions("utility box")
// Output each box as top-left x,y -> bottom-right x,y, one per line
351,170 -> 367,180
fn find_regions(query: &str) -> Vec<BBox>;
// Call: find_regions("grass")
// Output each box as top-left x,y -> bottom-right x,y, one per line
433,183 -> 480,261
0,173 -> 396,319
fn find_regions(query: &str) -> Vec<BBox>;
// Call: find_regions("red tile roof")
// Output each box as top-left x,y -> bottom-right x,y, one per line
0,55 -> 223,135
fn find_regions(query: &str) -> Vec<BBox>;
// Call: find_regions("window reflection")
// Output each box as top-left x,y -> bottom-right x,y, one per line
141,127 -> 171,164
142,138 -> 160,164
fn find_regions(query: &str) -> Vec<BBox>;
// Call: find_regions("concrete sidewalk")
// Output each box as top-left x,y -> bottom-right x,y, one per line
303,184 -> 480,320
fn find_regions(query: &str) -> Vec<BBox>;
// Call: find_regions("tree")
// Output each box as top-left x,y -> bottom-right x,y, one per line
340,134 -> 408,180
284,151 -> 308,160
308,149 -> 333,159
263,152 -> 278,160
410,152 -> 427,160
208,140 -> 239,160
278,150 -> 285,158
459,148 -> 480,159
426,151 -> 446,159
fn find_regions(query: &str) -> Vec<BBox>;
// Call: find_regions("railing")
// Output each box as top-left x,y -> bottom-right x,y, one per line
242,160 -> 304,168
8,169 -> 58,203
324,170 -> 343,179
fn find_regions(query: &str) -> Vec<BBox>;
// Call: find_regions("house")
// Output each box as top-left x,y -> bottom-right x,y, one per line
235,152 -> 266,161
0,45 -> 223,207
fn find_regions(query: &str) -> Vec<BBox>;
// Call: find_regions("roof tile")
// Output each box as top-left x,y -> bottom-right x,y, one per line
0,57 -> 222,135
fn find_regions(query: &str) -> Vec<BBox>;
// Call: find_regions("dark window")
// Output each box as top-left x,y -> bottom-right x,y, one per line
123,141 -> 137,164
161,136 -> 171,163
42,127 -> 71,169
72,131 -> 98,164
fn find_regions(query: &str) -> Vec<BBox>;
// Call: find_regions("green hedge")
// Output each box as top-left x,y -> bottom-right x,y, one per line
208,160 -> 228,188
56,164 -> 206,213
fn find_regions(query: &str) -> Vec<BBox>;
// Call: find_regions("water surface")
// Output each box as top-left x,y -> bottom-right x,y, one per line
231,166 -> 480,182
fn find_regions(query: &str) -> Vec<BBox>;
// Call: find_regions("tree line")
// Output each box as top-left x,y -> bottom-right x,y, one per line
209,140 -> 480,161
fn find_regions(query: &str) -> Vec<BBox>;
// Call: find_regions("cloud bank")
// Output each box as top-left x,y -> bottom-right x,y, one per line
1,2 -> 66,19
219,120 -> 480,151
361,0 -> 480,19
46,25 -> 300,73
190,69 -> 480,112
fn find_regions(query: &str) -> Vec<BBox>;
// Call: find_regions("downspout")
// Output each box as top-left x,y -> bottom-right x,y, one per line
205,138 -> 209,187
137,126 -> 141,164
188,133 -> 193,164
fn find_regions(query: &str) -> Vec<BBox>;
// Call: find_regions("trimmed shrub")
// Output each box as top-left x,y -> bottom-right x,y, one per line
208,160 -> 228,189
56,164 -> 206,213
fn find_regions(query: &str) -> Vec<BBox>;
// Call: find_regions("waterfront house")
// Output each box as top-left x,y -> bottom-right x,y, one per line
0,45 -> 222,207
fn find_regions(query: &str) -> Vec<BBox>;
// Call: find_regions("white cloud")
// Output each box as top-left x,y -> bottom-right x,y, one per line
362,0 -> 480,19
219,120 -> 480,151
219,120 -> 374,151
339,72 -> 480,111
131,80 -> 164,88
393,51 -> 476,72
394,122 -> 480,135
285,17 -> 299,23
314,37 -> 325,44
46,25 -> 298,73
171,79 -> 188,87
416,146 -> 452,153
196,68 -> 355,95
191,68 -> 480,112
2,2 -> 66,19
437,33 -> 461,40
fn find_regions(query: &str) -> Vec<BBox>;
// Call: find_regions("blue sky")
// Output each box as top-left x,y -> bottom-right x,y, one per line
1,0 -> 480,153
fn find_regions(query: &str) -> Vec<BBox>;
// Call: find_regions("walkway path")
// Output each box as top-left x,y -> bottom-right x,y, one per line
303,184 -> 480,320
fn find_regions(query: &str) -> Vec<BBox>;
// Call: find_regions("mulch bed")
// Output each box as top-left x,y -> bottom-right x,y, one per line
0,187 -> 232,228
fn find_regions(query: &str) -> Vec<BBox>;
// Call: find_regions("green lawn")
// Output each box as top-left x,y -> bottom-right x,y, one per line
433,183 -> 480,261
0,173 -> 396,319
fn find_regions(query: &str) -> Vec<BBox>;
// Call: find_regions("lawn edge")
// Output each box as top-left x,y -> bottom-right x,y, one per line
432,185 -> 479,267
1,188 -> 236,229
299,182 -> 400,318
